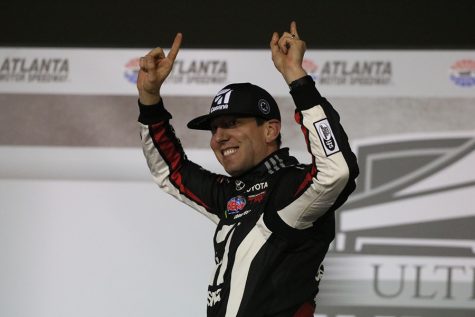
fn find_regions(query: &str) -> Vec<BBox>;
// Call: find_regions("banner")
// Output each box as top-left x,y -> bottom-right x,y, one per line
1,48 -> 474,97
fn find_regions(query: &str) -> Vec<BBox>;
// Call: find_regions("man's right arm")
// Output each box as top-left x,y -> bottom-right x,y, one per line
137,34 -> 224,224
138,99 -> 223,224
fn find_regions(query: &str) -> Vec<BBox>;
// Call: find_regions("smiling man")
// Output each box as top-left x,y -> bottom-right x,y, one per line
190,82 -> 282,177
137,22 -> 359,317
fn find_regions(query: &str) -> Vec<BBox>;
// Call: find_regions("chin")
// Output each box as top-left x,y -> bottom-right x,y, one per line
224,166 -> 241,177
225,169 -> 238,177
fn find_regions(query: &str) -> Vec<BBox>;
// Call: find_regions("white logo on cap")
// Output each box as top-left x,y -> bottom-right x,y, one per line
210,89 -> 232,113
258,99 -> 270,115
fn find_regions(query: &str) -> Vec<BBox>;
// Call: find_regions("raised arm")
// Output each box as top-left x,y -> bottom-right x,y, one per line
137,34 -> 225,224
268,22 -> 359,230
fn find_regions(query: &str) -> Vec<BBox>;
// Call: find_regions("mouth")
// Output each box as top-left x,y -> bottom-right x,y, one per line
222,147 -> 238,157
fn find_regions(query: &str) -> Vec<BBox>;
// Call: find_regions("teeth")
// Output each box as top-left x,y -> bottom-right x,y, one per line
223,148 -> 237,156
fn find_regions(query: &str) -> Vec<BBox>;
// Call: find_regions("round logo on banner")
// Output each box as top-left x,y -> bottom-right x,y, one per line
303,58 -> 319,81
124,58 -> 140,84
450,59 -> 475,87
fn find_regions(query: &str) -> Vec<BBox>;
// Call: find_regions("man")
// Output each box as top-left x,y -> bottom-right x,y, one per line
137,22 -> 358,317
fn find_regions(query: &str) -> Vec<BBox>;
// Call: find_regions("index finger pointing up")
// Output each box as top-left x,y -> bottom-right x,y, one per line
290,21 -> 299,38
167,33 -> 183,62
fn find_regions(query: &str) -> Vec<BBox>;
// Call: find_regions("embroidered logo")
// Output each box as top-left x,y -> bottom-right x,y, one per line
235,179 -> 245,191
210,88 -> 232,113
248,191 -> 266,204
207,288 -> 221,307
226,196 -> 247,217
314,119 -> 340,156
258,99 -> 271,115
246,182 -> 268,193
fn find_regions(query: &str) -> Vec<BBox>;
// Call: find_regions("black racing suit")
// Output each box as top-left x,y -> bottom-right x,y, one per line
138,77 -> 359,317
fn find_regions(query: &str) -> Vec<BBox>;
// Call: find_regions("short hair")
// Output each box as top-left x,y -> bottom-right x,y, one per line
255,117 -> 282,148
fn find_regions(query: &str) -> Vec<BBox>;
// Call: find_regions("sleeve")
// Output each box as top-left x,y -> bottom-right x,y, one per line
138,99 -> 225,224
275,76 -> 359,230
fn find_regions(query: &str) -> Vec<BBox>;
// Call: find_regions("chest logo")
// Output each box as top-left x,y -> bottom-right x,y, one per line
226,196 -> 247,216
246,182 -> 268,193
248,191 -> 266,204
235,179 -> 245,191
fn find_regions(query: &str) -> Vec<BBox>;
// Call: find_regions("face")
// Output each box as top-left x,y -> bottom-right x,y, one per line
209,116 -> 274,177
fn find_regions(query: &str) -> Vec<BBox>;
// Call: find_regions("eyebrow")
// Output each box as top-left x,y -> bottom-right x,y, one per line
211,117 -> 236,125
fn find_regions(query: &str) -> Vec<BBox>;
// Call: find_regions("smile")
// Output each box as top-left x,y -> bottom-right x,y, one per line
223,148 -> 238,157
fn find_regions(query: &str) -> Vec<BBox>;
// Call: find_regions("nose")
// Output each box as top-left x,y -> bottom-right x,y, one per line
212,126 -> 229,144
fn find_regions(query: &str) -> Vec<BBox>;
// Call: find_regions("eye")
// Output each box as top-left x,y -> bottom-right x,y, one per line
225,119 -> 238,128
210,118 -> 238,134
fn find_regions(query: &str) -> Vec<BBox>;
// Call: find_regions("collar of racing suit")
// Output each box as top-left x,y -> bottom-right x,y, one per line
232,147 -> 299,180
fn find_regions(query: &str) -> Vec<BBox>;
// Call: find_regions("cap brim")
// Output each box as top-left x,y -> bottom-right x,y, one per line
186,113 -> 216,130
187,111 -> 259,130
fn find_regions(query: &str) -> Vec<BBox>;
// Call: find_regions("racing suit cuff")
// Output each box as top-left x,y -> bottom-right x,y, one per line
138,99 -> 172,125
289,75 -> 323,111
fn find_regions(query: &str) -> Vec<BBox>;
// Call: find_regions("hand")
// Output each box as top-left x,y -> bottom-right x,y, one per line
137,33 -> 183,105
270,21 -> 307,84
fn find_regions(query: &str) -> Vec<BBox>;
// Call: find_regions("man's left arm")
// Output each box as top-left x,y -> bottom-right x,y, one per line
270,22 -> 359,230
281,76 -> 359,229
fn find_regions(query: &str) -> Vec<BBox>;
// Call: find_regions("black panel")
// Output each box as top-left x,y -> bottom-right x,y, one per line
1,0 -> 474,49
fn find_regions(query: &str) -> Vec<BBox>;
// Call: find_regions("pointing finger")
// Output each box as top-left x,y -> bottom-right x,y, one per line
290,21 -> 299,38
167,33 -> 183,62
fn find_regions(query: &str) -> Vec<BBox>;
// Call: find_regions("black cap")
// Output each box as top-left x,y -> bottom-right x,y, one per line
187,83 -> 280,130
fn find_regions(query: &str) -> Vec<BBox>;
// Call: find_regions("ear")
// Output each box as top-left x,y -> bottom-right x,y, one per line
265,120 -> 281,144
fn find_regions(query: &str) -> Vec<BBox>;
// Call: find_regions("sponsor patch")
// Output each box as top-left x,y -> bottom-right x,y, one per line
233,209 -> 251,219
235,179 -> 245,191
246,182 -> 268,193
248,191 -> 266,204
314,119 -> 340,156
225,196 -> 246,217
207,288 -> 221,307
